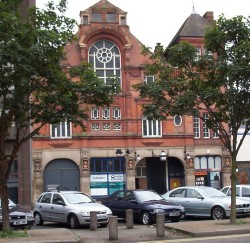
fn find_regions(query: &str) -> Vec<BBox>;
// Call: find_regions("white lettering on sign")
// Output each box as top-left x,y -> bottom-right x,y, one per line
108,174 -> 124,182
90,174 -> 107,182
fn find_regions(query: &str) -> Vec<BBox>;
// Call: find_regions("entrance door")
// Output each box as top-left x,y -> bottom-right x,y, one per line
146,158 -> 166,194
44,159 -> 80,191
170,178 -> 180,190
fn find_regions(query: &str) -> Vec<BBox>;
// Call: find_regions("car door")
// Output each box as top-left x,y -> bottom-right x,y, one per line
124,191 -> 141,221
50,193 -> 67,223
185,189 -> 208,216
38,193 -> 53,221
167,188 -> 188,211
106,191 -> 126,218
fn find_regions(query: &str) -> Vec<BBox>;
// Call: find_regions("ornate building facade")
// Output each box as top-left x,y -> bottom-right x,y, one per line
32,0 -> 231,203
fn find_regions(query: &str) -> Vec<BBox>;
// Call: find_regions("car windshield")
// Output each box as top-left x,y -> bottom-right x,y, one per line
63,193 -> 94,204
134,191 -> 163,202
198,187 -> 226,198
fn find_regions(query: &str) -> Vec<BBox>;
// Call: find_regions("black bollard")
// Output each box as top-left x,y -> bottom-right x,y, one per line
109,216 -> 118,240
90,211 -> 97,231
156,214 -> 165,237
126,209 -> 133,229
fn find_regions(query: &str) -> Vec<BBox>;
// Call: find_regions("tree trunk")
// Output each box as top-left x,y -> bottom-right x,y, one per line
0,169 -> 10,231
230,153 -> 237,224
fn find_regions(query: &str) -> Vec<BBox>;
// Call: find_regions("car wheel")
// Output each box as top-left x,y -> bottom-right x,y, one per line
69,214 -> 80,229
141,211 -> 152,225
34,213 -> 44,226
212,206 -> 225,220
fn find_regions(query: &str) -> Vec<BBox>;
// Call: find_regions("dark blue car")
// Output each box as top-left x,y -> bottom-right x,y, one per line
102,189 -> 185,225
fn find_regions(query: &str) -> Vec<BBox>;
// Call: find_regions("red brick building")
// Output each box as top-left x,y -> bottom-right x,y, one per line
32,0 -> 231,202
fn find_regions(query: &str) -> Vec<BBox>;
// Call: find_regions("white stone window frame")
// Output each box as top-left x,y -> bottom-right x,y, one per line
142,118 -> 162,138
102,123 -> 111,130
174,115 -> 182,127
113,107 -> 121,119
102,108 -> 110,120
113,123 -> 121,130
144,75 -> 155,84
50,121 -> 72,139
91,108 -> 100,120
91,123 -> 100,130
88,40 -> 122,87
203,113 -> 210,138
193,116 -> 200,138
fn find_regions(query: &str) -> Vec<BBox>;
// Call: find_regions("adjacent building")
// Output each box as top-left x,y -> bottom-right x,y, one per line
32,0 -> 231,202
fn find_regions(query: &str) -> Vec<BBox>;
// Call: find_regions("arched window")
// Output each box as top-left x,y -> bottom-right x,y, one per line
89,40 -> 121,86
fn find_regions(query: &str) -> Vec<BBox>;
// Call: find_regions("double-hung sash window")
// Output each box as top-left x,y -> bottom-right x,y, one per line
142,118 -> 162,137
193,116 -> 200,138
203,113 -> 210,138
51,121 -> 71,138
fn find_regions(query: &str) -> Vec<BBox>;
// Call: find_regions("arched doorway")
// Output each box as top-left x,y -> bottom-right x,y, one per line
168,157 -> 185,190
44,159 -> 80,191
135,156 -> 184,193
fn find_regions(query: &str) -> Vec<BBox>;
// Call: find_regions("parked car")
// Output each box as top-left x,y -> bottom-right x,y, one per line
162,186 -> 250,220
33,191 -> 112,229
0,198 -> 35,229
102,189 -> 185,225
221,185 -> 250,203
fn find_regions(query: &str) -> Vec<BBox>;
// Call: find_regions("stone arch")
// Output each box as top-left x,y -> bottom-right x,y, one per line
43,158 -> 80,191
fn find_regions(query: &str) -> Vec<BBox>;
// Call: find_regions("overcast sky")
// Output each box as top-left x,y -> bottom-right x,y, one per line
37,0 -> 250,49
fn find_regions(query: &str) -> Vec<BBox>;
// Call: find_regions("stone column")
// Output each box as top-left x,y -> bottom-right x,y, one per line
185,168 -> 195,186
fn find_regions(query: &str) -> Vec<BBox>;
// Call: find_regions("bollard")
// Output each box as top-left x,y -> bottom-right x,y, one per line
126,209 -> 133,229
109,216 -> 118,240
156,214 -> 165,237
90,211 -> 97,231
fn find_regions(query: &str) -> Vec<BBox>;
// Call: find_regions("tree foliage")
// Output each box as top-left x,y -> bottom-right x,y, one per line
134,15 -> 250,224
0,0 -> 116,230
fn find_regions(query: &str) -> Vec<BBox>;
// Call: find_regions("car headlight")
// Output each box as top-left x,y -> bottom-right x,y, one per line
106,209 -> 112,215
26,212 -> 33,219
153,209 -> 165,213
80,211 -> 90,216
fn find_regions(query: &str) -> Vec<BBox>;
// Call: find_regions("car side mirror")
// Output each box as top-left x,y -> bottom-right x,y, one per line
197,195 -> 204,200
57,200 -> 65,206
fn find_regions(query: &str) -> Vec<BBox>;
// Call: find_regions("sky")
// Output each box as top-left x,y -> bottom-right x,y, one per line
37,0 -> 250,49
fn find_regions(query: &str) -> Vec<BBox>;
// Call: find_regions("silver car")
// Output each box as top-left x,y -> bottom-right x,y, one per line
0,198 -> 35,229
162,186 -> 250,220
221,185 -> 250,203
33,191 -> 112,229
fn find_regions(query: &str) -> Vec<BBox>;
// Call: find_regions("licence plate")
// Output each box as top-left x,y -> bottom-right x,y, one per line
169,212 -> 180,217
97,215 -> 107,219
244,208 -> 250,212
13,219 -> 27,225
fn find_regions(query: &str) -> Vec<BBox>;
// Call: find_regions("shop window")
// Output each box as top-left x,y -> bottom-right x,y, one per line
194,156 -> 222,170
136,161 -> 146,177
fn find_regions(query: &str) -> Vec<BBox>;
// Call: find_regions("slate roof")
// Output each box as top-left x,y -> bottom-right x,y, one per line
168,12 -> 212,47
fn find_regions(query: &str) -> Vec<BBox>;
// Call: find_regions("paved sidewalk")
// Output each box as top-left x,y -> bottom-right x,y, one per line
1,218 -> 250,242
